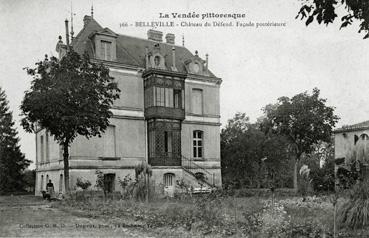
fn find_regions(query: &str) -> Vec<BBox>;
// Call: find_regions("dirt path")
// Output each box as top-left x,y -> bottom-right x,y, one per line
0,195 -> 155,237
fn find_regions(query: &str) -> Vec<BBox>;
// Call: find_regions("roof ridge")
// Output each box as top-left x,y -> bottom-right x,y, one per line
71,17 -> 103,45
116,33 -> 189,50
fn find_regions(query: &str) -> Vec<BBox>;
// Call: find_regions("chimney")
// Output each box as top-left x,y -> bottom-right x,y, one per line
83,15 -> 92,27
171,47 -> 177,71
65,19 -> 70,49
147,29 -> 163,42
165,33 -> 175,44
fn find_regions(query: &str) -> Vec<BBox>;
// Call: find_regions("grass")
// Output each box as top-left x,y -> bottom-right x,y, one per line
52,192 -> 369,237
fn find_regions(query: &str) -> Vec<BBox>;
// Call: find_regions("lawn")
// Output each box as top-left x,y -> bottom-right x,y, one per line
52,191 -> 344,237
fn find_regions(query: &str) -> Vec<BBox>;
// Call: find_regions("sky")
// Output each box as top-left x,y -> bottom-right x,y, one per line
0,0 -> 368,169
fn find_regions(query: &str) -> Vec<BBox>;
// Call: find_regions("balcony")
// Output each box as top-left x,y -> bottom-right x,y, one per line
145,106 -> 185,120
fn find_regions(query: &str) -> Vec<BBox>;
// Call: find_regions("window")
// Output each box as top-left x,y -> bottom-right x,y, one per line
164,131 -> 172,155
195,172 -> 206,181
102,126 -> 116,158
59,174 -> 63,193
164,173 -> 175,187
191,89 -> 203,114
154,56 -> 161,67
40,135 -> 44,163
156,87 -> 165,106
46,175 -> 49,184
104,173 -> 115,193
145,87 -> 183,109
45,133 -> 49,162
101,41 -> 112,61
149,130 -> 156,158
174,89 -> 182,109
41,175 -> 44,191
193,130 -> 203,159
361,134 -> 369,140
165,88 -> 173,107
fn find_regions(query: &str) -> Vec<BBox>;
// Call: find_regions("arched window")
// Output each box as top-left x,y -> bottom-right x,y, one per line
59,174 -> 63,193
195,172 -> 206,181
164,173 -> 175,187
41,175 -> 44,191
360,134 -> 369,140
193,130 -> 203,159
46,174 -> 49,184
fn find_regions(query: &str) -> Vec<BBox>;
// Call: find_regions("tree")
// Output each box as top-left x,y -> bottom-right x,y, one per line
0,87 -> 30,193
296,0 -> 369,39
135,162 -> 152,203
221,113 -> 264,188
21,50 -> 120,193
23,169 -> 36,192
261,88 -> 339,191
301,141 -> 335,192
221,112 -> 293,188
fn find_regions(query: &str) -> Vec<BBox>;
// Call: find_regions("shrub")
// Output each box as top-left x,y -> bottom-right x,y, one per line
174,179 -> 194,200
118,174 -> 134,199
76,177 -> 91,190
310,157 -> 335,193
94,170 -> 106,195
338,180 -> 369,229
337,161 -> 361,190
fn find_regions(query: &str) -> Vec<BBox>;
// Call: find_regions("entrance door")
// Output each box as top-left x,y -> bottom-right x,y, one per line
163,173 -> 175,197
104,173 -> 115,193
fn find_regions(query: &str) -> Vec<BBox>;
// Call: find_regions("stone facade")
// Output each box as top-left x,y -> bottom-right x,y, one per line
334,121 -> 369,170
35,15 -> 222,195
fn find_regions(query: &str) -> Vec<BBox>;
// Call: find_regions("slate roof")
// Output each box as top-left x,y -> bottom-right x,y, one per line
71,16 -> 215,77
334,120 -> 369,133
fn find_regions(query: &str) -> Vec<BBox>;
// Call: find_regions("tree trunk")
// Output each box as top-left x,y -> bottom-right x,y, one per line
146,174 -> 149,203
293,159 -> 298,192
63,141 -> 70,194
293,154 -> 301,193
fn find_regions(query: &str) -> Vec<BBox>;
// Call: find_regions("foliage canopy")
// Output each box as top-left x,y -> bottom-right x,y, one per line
21,50 -> 120,192
297,0 -> 369,39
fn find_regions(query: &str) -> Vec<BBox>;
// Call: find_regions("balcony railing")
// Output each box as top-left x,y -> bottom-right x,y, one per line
149,152 -> 181,166
145,106 -> 185,120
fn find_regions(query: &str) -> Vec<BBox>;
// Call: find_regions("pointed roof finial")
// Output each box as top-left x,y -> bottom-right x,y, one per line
182,35 -> 185,47
91,3 -> 94,18
70,1 -> 75,40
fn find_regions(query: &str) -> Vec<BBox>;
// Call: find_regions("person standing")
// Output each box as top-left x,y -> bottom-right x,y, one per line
46,179 -> 54,201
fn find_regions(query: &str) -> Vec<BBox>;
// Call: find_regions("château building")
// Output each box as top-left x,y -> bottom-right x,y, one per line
35,14 -> 222,195
334,121 -> 369,171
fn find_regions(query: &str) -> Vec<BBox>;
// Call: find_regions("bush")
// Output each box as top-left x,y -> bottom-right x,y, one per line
118,174 -> 134,199
310,158 -> 335,193
94,170 -> 106,195
76,177 -> 91,190
338,180 -> 369,229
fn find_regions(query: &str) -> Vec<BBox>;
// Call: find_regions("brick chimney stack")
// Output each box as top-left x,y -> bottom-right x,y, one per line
147,29 -> 163,42
165,33 -> 175,44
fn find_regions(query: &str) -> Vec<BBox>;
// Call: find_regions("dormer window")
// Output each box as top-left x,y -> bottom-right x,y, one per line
154,56 -> 161,67
101,40 -> 112,61
91,27 -> 118,61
